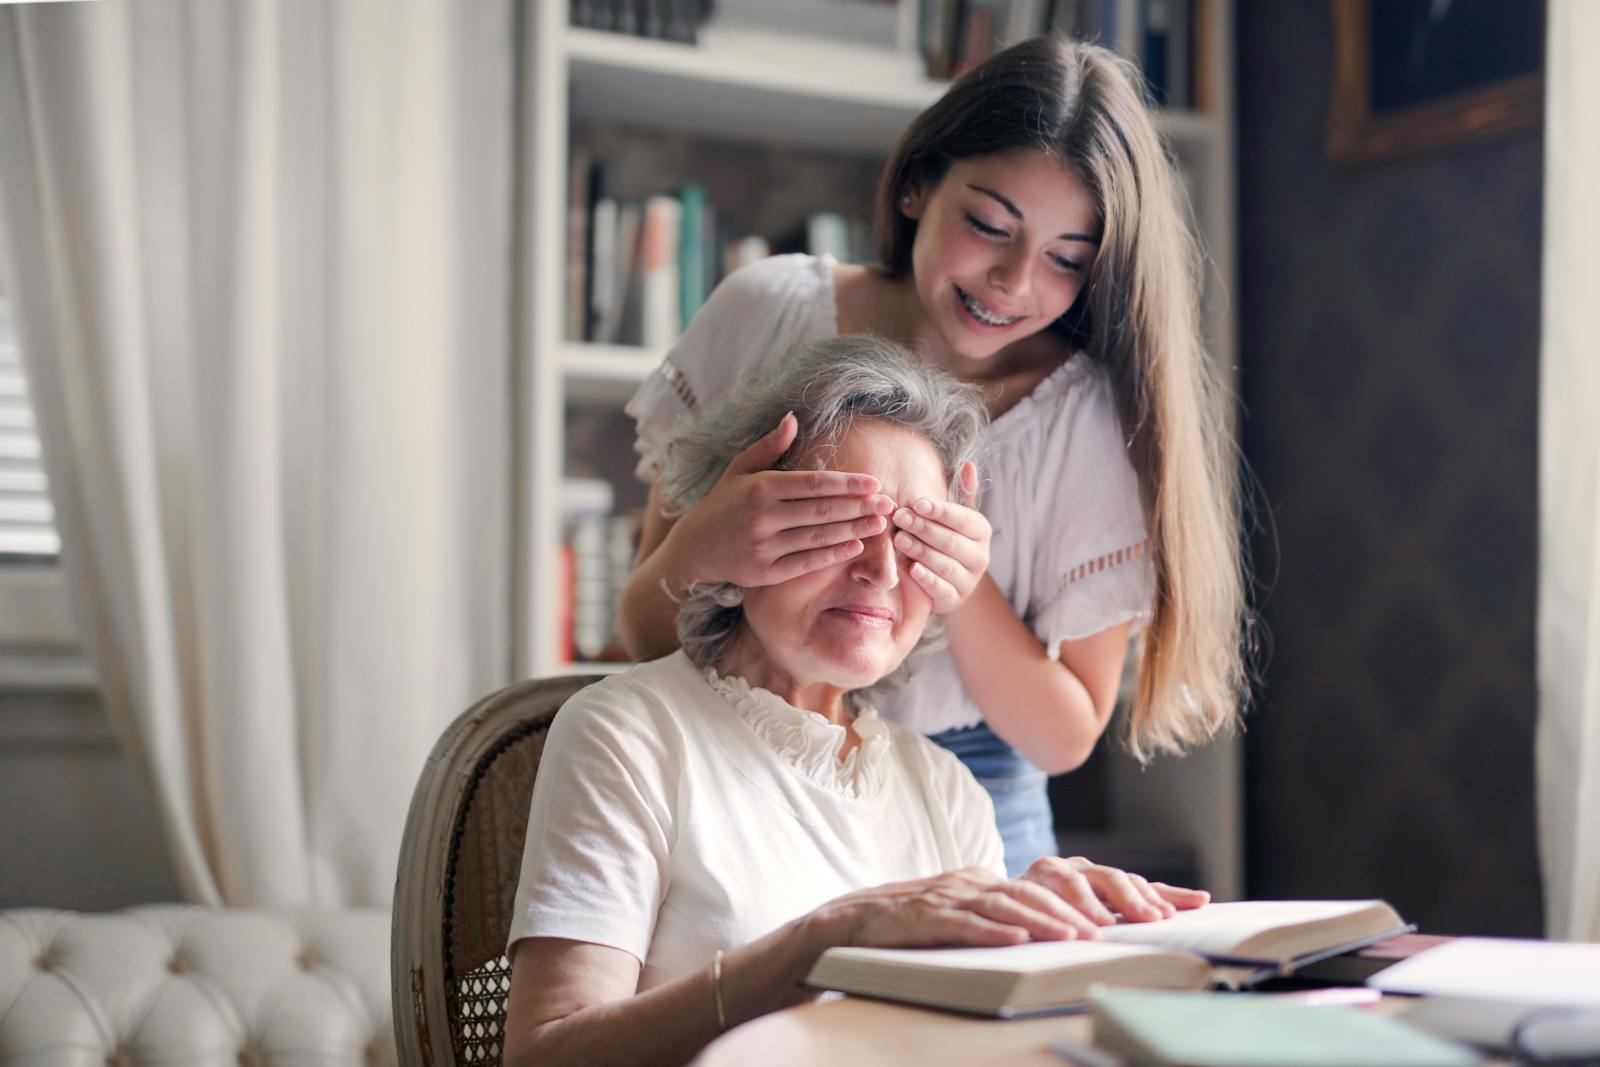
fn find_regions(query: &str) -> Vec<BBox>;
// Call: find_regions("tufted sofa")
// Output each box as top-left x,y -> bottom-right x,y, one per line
0,907 -> 393,1067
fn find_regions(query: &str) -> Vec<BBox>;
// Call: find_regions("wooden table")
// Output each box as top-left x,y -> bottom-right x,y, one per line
694,996 -> 1100,1067
693,993 -> 1488,1067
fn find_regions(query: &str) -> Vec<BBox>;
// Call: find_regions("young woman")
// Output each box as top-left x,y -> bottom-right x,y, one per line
619,36 -> 1247,876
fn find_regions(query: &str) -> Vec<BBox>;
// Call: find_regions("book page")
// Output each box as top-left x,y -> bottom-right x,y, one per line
1096,900 -> 1386,957
822,939 -> 1180,974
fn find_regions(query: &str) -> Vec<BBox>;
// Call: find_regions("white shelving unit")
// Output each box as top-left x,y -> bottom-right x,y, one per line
516,1 -> 1241,899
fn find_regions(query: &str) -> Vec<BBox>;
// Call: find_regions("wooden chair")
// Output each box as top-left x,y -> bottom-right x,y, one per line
391,674 -> 602,1066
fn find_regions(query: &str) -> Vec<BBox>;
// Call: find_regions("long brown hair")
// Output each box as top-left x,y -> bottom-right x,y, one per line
876,36 -> 1249,760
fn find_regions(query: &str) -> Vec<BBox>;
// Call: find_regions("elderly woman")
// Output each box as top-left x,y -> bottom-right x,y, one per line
503,336 -> 1207,1067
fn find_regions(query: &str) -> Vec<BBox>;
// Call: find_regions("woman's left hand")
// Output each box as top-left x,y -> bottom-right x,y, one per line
1019,856 -> 1211,925
892,461 -> 992,613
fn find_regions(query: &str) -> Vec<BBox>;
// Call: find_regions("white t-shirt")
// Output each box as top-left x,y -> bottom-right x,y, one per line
505,651 -> 1005,989
627,254 -> 1155,736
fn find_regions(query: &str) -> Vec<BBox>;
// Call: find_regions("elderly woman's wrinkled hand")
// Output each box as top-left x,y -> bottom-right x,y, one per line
1018,856 -> 1210,924
813,860 -> 1209,952
890,461 -> 992,614
677,412 -> 896,588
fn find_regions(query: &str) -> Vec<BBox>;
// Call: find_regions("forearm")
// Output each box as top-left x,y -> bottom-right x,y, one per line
942,577 -> 1109,775
510,918 -> 832,1067
617,539 -> 688,661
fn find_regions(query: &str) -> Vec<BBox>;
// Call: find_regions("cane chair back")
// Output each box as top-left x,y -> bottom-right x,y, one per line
392,674 -> 602,1066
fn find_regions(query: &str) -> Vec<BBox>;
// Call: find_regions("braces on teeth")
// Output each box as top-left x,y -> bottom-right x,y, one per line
960,288 -> 1019,326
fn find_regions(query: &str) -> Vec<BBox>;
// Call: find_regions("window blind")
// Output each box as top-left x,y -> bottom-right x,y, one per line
0,299 -> 59,559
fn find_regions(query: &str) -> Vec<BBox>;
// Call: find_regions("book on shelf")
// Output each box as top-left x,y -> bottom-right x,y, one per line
771,211 -> 873,265
613,201 -> 646,344
638,194 -> 681,350
1088,986 -> 1483,1067
804,899 -> 1410,1018
1044,0 -> 1118,45
584,160 -> 618,343
571,0 -> 712,43
730,234 -> 770,275
1141,0 -> 1171,106
1139,0 -> 1204,108
923,0 -> 1066,79
566,145 -> 594,344
922,0 -> 1206,114
1165,0 -> 1190,109
676,183 -> 707,338
559,478 -> 639,665
569,159 -> 867,347
712,0 -> 900,51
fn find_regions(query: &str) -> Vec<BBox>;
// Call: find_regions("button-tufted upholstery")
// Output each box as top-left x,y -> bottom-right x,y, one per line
0,906 -> 393,1067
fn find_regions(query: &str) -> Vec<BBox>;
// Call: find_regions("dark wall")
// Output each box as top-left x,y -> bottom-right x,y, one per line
1236,2 -> 1543,936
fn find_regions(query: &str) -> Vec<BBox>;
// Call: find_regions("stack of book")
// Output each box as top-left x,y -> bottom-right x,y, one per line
567,155 -> 869,348
570,0 -> 713,43
922,0 -> 1211,111
558,479 -> 638,664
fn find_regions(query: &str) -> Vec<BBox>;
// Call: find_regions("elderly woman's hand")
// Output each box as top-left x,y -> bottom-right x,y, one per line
890,461 -> 992,613
811,861 -> 1209,952
1018,856 -> 1210,924
675,412 -> 896,588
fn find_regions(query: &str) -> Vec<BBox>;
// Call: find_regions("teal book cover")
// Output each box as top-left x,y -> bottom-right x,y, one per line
1088,987 -> 1483,1067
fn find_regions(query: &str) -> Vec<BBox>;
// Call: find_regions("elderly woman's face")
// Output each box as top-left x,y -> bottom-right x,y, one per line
739,418 -> 949,690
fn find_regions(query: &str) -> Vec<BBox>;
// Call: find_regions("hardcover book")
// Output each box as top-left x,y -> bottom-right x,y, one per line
804,900 -> 1409,1018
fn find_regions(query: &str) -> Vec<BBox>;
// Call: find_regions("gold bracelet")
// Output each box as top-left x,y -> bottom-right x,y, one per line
711,949 -> 728,1032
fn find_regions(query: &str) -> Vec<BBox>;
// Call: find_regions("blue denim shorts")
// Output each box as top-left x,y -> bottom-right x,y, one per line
928,721 -> 1055,877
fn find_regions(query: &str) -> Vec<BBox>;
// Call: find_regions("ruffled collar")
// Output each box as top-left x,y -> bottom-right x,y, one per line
704,668 -> 893,800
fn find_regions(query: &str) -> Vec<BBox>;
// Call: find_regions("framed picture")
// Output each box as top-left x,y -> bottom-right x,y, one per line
1326,0 -> 1544,165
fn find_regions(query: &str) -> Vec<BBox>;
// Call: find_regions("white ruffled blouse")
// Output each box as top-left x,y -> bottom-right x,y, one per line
506,652 -> 1005,989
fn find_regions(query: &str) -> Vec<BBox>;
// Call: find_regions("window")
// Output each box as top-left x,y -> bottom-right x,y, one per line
0,293 -> 85,685
0,297 -> 57,560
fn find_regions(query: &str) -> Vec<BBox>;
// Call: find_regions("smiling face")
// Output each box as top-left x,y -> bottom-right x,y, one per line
902,148 -> 1101,362
733,418 -> 950,701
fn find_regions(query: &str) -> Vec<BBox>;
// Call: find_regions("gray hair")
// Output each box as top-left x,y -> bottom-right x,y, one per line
660,334 -> 989,675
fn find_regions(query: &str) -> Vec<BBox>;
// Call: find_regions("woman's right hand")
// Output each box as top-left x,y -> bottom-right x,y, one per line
809,867 -> 1108,950
808,862 -> 1209,952
669,412 -> 895,588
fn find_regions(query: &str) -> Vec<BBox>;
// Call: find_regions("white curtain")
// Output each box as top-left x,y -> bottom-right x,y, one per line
1537,0 -> 1600,942
0,0 -> 513,907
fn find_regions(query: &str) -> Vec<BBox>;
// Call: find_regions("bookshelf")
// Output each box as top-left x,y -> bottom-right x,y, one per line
516,0 -> 1240,899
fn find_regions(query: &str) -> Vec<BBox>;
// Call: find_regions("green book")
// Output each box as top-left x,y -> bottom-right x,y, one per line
1088,987 -> 1484,1067
676,183 -> 707,332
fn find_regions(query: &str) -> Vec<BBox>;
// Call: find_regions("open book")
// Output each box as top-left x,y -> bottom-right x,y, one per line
803,899 -> 1409,1018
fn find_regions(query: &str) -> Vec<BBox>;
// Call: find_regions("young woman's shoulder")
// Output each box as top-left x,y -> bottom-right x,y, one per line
715,252 -> 833,301
641,255 -> 832,407
989,346 -> 1122,445
627,256 -> 837,480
